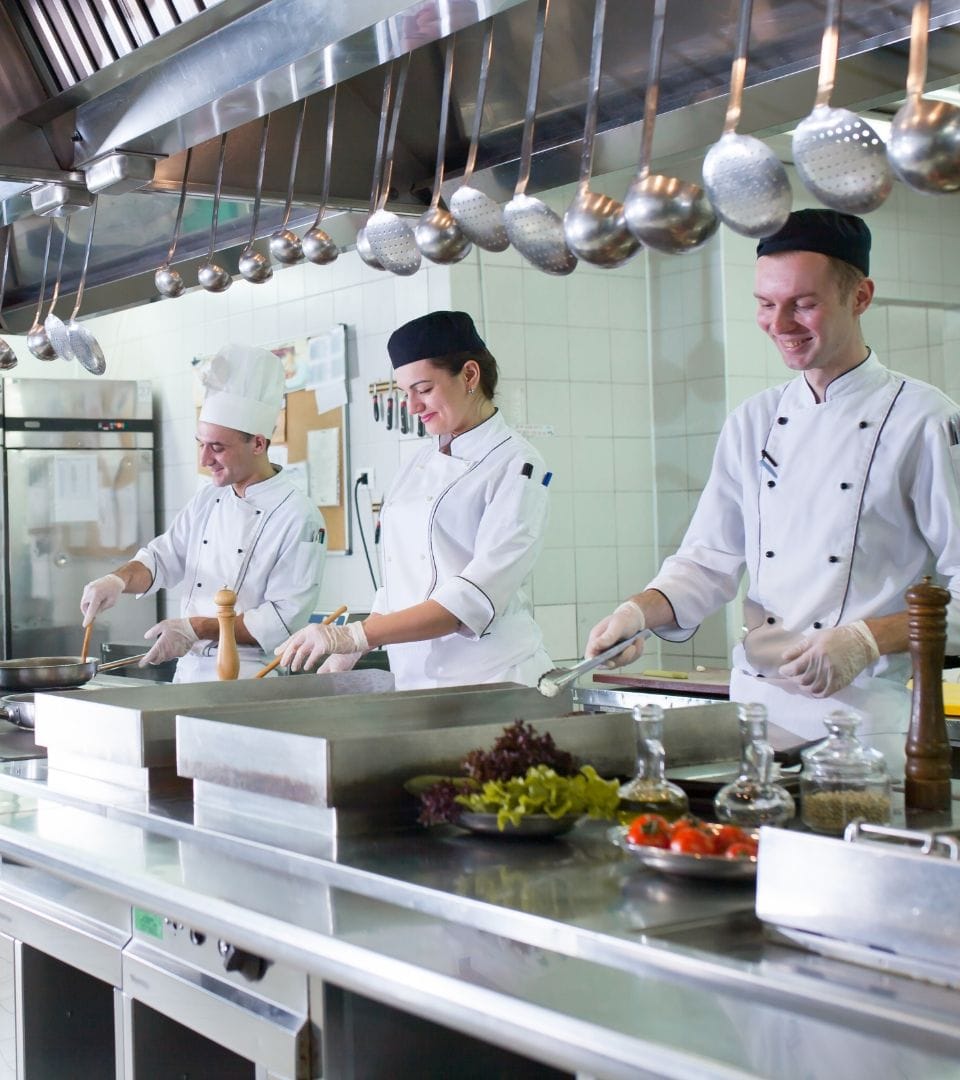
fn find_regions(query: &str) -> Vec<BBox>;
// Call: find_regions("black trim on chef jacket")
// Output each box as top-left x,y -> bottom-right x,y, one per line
425,433 -> 514,638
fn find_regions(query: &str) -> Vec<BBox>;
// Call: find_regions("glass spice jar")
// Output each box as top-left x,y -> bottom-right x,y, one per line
618,704 -> 689,821
714,702 -> 796,828
800,711 -> 892,835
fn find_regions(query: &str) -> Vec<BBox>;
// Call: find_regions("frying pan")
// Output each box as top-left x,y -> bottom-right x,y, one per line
0,652 -> 148,693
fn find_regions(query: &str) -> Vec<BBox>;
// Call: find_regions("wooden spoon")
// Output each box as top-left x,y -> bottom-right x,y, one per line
81,621 -> 94,661
255,605 -> 348,678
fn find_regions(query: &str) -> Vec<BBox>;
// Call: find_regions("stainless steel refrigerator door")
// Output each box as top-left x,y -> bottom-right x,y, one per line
5,448 -> 157,660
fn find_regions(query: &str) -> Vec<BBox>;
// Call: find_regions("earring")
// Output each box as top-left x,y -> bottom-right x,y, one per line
467,387 -> 476,395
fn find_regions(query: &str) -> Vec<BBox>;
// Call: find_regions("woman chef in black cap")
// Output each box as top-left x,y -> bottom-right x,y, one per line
275,311 -> 555,690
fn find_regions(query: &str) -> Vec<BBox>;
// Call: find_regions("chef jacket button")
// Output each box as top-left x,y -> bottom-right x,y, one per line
756,673 -> 766,678
203,539 -> 207,544
766,617 -> 776,625
765,550 -> 775,558
777,417 -> 788,425
767,480 -> 776,488
840,482 -> 850,490
813,621 -> 822,629
237,548 -> 243,554
858,421 -> 869,429
197,583 -> 202,588
256,510 -> 262,515
828,555 -> 840,563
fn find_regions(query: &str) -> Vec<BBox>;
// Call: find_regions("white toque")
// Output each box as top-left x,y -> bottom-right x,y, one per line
198,344 -> 285,437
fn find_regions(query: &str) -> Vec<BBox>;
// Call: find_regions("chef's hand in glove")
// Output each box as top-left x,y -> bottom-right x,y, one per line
141,618 -> 199,666
778,621 -> 879,698
584,600 -> 647,668
81,574 -> 125,626
277,622 -> 369,673
317,651 -> 365,675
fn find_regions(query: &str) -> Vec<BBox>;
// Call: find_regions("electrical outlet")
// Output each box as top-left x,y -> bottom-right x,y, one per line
356,466 -> 375,491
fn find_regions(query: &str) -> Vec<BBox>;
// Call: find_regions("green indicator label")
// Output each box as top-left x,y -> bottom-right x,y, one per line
133,907 -> 164,939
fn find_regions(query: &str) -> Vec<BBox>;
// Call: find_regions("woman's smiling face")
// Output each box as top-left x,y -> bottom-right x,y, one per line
396,358 -> 477,436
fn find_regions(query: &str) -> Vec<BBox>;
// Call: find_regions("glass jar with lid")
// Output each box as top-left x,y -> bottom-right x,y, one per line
618,704 -> 689,821
714,702 -> 796,828
800,711 -> 892,835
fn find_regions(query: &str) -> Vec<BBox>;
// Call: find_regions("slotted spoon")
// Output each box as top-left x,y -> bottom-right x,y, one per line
791,0 -> 892,213
503,0 -> 577,276
701,0 -> 791,238
449,19 -> 509,252
365,54 -> 421,276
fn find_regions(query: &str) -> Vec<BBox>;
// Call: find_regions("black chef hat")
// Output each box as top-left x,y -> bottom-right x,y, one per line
756,209 -> 871,276
388,311 -> 486,369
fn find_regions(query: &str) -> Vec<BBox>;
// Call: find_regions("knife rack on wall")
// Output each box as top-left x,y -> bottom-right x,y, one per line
368,379 -> 426,437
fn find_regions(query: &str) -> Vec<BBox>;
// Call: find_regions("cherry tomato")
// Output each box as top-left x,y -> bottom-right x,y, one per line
714,825 -> 749,853
669,826 -> 717,856
724,840 -> 759,860
627,814 -> 670,848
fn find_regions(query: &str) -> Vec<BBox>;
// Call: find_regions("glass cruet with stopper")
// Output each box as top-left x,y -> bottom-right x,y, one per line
714,702 -> 796,828
800,711 -> 892,835
618,704 -> 689,821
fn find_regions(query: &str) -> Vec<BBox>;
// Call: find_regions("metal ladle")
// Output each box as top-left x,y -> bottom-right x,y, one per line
449,20 -> 508,252
44,216 -> 79,362
356,65 -> 395,272
415,36 -> 472,265
365,54 -> 421,277
198,134 -> 232,293
623,0 -> 719,254
302,87 -> 340,265
155,147 -> 193,298
269,99 -> 308,265
701,0 -> 791,238
503,0 -> 577,276
238,115 -> 274,284
26,219 -> 57,361
887,0 -> 960,194
65,198 -> 107,376
791,0 -> 892,213
0,227 -> 18,370
563,0 -> 639,268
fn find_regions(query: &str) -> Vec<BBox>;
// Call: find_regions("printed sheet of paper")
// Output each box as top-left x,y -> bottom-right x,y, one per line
307,427 -> 340,506
53,455 -> 100,523
307,325 -> 348,414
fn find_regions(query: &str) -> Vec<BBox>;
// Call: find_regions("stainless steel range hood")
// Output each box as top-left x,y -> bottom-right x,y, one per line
0,0 -> 959,327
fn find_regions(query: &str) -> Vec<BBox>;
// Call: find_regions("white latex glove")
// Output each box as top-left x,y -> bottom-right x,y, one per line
141,617 -> 199,666
80,574 -> 125,626
778,620 -> 880,698
277,622 -> 369,672
317,651 -> 365,674
584,600 -> 647,668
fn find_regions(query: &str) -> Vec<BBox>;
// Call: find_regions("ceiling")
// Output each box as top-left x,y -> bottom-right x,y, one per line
1,0 -> 959,328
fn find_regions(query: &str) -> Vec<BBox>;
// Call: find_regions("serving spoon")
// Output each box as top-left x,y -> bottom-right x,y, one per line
26,219 -> 57,362
887,0 -> 960,194
64,198 -> 107,376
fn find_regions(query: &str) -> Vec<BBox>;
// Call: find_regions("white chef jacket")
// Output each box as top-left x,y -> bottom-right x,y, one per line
135,469 -> 326,681
647,352 -> 960,738
375,410 -> 553,690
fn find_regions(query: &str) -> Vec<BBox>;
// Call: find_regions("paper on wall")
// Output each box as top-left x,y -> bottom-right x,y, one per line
307,325 -> 348,414
283,461 -> 309,497
53,455 -> 100,524
268,444 -> 289,468
307,427 -> 340,506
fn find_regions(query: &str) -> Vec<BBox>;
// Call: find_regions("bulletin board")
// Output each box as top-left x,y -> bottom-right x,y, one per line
283,391 -> 349,553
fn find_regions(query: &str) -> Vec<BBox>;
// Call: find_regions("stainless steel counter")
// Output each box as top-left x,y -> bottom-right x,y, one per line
0,768 -> 955,1078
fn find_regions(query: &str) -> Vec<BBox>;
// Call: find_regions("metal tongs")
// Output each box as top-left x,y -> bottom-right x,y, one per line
537,630 -> 649,698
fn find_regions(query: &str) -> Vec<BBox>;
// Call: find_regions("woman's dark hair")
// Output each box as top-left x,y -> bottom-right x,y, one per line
428,348 -> 499,400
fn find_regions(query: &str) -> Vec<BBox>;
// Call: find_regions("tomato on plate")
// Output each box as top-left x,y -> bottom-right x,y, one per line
724,840 -> 759,860
669,826 -> 717,856
627,813 -> 671,848
713,825 -> 750,853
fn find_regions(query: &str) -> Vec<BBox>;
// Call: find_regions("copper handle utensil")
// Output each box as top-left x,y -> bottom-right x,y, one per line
255,604 -> 348,678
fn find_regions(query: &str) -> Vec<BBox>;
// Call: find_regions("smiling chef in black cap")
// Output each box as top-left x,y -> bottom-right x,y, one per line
586,209 -> 960,739
276,310 -> 555,690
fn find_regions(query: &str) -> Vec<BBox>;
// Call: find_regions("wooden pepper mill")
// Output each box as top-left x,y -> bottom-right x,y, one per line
904,576 -> 952,814
214,586 -> 240,681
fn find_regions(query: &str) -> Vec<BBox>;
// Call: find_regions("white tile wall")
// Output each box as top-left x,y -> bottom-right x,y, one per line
6,156 -> 953,671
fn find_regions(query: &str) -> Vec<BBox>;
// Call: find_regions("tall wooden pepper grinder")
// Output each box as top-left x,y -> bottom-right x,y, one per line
214,587 -> 240,681
904,576 -> 952,816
